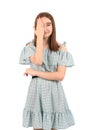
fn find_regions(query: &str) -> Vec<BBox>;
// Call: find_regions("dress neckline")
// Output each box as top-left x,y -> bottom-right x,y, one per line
43,48 -> 50,51
32,42 -> 50,51
44,47 -> 49,49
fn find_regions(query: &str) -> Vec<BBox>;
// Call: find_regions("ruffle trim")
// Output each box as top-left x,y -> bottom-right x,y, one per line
57,50 -> 75,67
19,45 -> 35,65
23,108 -> 75,129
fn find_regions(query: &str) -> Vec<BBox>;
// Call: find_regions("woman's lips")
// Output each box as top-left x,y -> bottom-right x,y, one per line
44,32 -> 49,34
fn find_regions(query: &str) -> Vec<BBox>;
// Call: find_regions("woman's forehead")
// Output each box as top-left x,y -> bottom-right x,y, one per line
40,17 -> 52,24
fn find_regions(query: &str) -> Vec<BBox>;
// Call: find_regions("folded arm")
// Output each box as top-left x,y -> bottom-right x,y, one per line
24,43 -> 67,81
35,44 -> 67,81
35,66 -> 66,81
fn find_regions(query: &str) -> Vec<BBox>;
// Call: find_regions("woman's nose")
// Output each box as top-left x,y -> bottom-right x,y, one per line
43,25 -> 47,31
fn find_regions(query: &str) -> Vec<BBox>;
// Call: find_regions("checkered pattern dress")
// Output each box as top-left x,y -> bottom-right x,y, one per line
19,41 -> 75,130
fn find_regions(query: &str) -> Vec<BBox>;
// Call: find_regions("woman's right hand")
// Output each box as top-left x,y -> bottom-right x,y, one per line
34,17 -> 44,39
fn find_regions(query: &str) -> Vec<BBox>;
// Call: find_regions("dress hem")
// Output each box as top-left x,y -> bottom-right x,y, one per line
23,108 -> 75,130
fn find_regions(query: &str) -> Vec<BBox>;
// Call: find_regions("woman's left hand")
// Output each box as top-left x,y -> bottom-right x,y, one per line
24,68 -> 37,76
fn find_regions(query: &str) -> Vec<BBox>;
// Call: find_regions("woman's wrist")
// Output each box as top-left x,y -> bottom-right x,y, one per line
36,38 -> 43,45
35,70 -> 39,76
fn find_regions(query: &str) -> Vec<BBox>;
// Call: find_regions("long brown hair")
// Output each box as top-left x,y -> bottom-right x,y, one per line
33,12 -> 60,51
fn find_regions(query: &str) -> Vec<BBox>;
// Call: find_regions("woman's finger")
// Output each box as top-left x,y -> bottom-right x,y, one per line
24,73 -> 28,76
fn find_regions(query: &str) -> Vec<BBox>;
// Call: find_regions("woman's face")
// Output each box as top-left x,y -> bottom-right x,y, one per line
40,17 -> 53,39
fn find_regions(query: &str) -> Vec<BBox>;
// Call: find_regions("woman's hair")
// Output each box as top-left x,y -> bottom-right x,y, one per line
33,12 -> 60,51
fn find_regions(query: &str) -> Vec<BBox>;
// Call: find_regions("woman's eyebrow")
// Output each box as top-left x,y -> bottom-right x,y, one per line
46,22 -> 52,24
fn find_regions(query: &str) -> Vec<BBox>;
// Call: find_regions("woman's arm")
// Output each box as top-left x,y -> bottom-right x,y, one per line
24,66 -> 66,81
30,18 -> 44,65
35,45 -> 67,81
24,44 -> 67,81
30,38 -> 44,65
35,66 -> 66,81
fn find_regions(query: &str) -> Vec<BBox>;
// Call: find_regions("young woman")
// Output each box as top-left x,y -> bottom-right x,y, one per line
19,12 -> 75,130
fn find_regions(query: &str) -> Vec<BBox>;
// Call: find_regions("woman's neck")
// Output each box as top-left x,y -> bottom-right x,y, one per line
43,38 -> 49,48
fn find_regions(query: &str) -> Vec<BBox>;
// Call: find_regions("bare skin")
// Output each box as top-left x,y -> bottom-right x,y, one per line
34,17 -> 52,47
29,17 -> 52,65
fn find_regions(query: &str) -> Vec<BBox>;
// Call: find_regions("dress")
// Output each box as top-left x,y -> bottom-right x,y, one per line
19,41 -> 75,130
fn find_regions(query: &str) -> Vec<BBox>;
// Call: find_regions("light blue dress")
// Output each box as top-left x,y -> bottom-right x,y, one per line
19,41 -> 75,130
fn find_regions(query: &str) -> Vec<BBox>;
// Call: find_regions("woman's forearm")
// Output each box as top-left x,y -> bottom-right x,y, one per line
35,71 -> 64,81
34,38 -> 44,65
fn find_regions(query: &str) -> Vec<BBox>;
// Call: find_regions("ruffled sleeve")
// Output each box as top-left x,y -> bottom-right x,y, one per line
19,43 -> 35,65
57,50 -> 74,67
57,41 -> 75,67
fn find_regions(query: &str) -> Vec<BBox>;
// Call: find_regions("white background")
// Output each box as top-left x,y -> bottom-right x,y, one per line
0,0 -> 87,130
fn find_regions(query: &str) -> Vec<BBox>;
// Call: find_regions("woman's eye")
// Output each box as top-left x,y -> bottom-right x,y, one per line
47,24 -> 51,26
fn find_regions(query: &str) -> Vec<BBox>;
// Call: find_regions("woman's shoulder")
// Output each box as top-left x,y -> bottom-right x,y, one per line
24,40 -> 36,50
26,41 -> 34,46
57,41 -> 67,51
